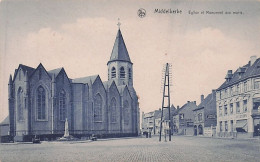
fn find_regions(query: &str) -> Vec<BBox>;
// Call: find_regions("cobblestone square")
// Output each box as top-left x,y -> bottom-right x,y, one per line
0,136 -> 259,162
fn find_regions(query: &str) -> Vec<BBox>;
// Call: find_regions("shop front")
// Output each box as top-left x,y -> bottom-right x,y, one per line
252,98 -> 260,136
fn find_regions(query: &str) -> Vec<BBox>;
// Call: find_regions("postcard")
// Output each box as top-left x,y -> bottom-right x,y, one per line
0,0 -> 259,161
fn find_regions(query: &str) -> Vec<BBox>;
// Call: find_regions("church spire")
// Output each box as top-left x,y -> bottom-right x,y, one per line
107,23 -> 132,65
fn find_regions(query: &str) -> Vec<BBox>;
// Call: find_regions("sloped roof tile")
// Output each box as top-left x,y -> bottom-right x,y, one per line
107,29 -> 132,64
72,75 -> 98,85
218,58 -> 260,90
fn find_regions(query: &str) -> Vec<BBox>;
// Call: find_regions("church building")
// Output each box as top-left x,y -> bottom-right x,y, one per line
8,27 -> 140,141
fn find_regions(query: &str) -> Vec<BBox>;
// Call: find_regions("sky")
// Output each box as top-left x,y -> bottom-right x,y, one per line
0,0 -> 260,122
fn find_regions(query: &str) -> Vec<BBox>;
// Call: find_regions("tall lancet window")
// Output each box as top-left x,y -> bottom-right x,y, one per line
94,94 -> 102,122
111,98 -> 117,122
129,68 -> 132,80
120,67 -> 125,78
37,86 -> 46,120
17,88 -> 24,121
111,67 -> 116,78
59,90 -> 66,121
123,100 -> 129,125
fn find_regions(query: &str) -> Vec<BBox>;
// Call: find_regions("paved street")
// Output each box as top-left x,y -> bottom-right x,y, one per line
0,136 -> 259,162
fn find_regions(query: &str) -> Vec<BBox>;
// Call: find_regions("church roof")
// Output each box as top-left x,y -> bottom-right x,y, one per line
72,75 -> 98,85
48,68 -> 63,76
14,64 -> 35,80
118,85 -> 128,95
103,80 -> 113,90
107,29 -> 132,65
19,64 -> 35,75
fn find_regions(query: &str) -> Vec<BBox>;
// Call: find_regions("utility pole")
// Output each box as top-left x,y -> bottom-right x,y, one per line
159,63 -> 172,142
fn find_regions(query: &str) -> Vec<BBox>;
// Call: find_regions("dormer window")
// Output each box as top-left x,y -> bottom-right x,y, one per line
237,67 -> 246,77
225,70 -> 233,82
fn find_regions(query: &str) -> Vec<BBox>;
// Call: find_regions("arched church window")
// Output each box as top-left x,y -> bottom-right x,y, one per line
129,68 -> 132,80
124,100 -> 129,125
120,67 -> 125,78
94,94 -> 102,122
111,98 -> 116,122
37,86 -> 46,120
111,67 -> 116,78
59,90 -> 66,121
17,88 -> 24,121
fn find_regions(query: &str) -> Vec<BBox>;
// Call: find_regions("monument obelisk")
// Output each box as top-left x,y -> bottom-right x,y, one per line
64,118 -> 69,138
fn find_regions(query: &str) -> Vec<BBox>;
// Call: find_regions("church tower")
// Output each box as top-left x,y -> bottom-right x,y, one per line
107,24 -> 133,87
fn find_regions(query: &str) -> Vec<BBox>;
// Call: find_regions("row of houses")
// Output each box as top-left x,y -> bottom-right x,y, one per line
142,56 -> 260,138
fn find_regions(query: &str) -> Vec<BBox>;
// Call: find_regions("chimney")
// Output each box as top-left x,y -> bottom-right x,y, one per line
177,106 -> 180,109
187,101 -> 190,103
194,101 -> 196,105
250,55 -> 257,66
201,95 -> 204,103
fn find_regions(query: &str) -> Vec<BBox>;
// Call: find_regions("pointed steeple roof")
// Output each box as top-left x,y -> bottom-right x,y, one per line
107,29 -> 132,65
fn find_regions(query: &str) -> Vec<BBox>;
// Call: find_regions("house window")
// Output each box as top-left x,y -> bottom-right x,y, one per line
254,80 -> 260,89
198,113 -> 203,122
59,90 -> 66,121
244,81 -> 248,92
120,67 -> 125,78
17,88 -> 24,121
94,94 -> 102,122
111,98 -> 116,122
230,103 -> 233,114
243,100 -> 247,112
124,100 -> 129,125
37,86 -> 46,120
224,105 -> 228,115
236,101 -> 240,113
237,84 -> 240,93
219,106 -> 222,116
225,121 -> 228,132
111,67 -> 116,78
129,68 -> 132,80
220,121 -> 223,132
253,99 -> 260,110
